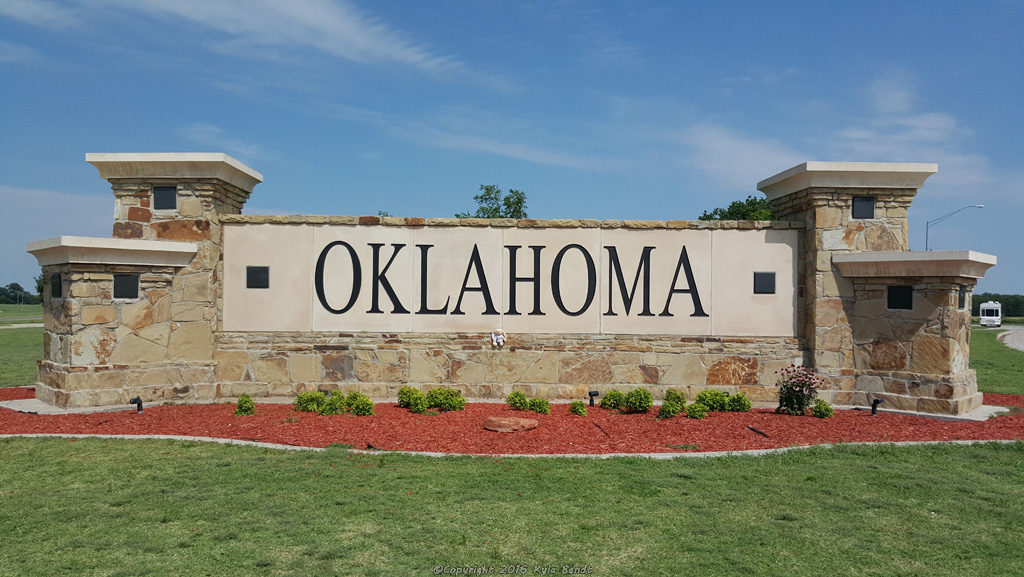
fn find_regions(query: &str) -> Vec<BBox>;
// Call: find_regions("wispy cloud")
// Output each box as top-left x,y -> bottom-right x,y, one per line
97,0 -> 467,77
176,123 -> 269,162
867,74 -> 914,114
0,40 -> 38,62
0,0 -> 78,29
674,124 -> 805,190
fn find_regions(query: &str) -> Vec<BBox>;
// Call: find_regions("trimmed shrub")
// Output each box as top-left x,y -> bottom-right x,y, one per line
528,397 -> 551,414
657,400 -> 683,419
695,389 -> 729,412
347,392 -> 374,416
506,391 -> 529,410
811,399 -> 834,419
599,390 -> 624,410
664,389 -> 686,407
405,389 -> 428,414
234,394 -> 255,416
294,391 -> 325,413
623,388 -> 653,413
569,400 -> 587,417
684,402 -> 708,419
726,392 -> 753,413
317,391 -> 346,416
777,365 -> 824,416
426,387 -> 466,412
397,386 -> 419,408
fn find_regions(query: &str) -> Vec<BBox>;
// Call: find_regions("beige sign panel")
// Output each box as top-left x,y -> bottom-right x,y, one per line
222,225 -> 797,336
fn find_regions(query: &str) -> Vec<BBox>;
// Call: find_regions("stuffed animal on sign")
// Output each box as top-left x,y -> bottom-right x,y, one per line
491,329 -> 506,348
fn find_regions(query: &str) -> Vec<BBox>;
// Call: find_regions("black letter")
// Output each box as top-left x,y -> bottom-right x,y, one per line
660,246 -> 708,317
551,244 -> 596,317
315,241 -> 361,314
452,245 -> 499,315
506,245 -> 544,316
604,246 -> 655,316
367,243 -> 409,314
416,244 -> 449,314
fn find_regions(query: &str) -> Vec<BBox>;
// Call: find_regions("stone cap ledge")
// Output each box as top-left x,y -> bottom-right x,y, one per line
219,214 -> 801,230
758,161 -> 938,201
833,250 -> 996,279
27,236 -> 198,267
86,153 -> 263,194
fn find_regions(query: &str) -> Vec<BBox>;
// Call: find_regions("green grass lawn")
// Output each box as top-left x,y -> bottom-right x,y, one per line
0,304 -> 42,323
0,438 -> 1021,577
0,327 -> 41,388
971,328 -> 1024,395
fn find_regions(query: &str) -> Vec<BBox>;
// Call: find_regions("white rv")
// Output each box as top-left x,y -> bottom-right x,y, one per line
979,301 -> 1002,327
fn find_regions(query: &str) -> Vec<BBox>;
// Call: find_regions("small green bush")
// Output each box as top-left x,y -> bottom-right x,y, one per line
569,400 -> 587,416
426,387 -> 466,412
347,392 -> 374,416
506,391 -> 529,410
599,390 -> 624,410
623,388 -> 653,413
811,399 -> 834,419
294,391 -> 325,413
726,393 -> 753,413
317,391 -> 346,416
397,386 -> 419,408
234,394 -> 255,416
776,365 -> 823,416
695,389 -> 729,412
685,402 -> 708,419
528,397 -> 551,414
403,389 -> 428,414
657,400 -> 683,419
664,389 -> 686,406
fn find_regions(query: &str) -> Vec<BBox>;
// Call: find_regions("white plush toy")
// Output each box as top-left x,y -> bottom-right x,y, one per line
491,329 -> 506,348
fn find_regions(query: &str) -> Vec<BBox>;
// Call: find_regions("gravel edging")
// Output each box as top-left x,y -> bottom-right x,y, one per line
0,433 -> 1018,459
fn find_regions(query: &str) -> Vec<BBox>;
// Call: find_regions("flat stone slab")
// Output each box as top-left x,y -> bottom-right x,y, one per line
483,416 -> 538,433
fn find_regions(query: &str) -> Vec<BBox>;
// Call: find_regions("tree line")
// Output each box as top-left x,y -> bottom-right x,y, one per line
0,282 -> 41,305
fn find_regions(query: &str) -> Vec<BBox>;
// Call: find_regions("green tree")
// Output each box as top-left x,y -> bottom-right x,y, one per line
35,274 -> 44,298
699,195 -> 773,221
456,185 -> 528,219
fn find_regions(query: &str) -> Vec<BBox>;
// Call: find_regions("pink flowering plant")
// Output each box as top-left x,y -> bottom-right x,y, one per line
776,365 -> 824,416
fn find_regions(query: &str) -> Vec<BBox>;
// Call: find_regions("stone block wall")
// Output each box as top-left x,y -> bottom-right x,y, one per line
847,276 -> 981,414
37,262 -> 216,407
213,331 -> 805,402
769,187 -> 916,400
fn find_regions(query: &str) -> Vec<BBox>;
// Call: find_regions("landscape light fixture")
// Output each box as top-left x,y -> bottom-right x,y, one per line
871,398 -> 884,416
129,396 -> 143,413
588,391 -> 599,407
925,204 -> 983,250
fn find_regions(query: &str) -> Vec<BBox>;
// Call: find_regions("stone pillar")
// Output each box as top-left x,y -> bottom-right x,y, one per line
757,162 -> 937,403
833,251 -> 995,414
28,237 -> 199,406
87,153 -> 263,341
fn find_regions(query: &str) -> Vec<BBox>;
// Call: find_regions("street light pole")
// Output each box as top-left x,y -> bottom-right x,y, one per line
925,204 -> 984,250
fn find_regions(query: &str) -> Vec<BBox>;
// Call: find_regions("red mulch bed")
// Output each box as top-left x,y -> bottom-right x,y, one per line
2,387 -> 1022,454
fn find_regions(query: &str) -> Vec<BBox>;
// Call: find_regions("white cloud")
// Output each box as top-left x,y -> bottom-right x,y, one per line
98,0 -> 464,76
0,185 -> 111,288
0,0 -> 78,29
177,123 -> 268,162
674,124 -> 805,190
868,75 -> 914,114
0,40 -> 37,62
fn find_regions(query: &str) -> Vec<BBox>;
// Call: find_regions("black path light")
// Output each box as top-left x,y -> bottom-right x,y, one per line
871,398 -> 884,416
128,396 -> 143,413
588,390 -> 599,407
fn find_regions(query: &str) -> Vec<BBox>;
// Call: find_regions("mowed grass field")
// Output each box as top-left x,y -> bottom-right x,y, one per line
0,438 -> 1022,576
0,328 -> 42,388
0,304 -> 42,325
970,328 -> 1024,395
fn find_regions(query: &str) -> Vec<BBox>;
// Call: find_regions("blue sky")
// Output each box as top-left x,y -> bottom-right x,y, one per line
1,0 -> 1021,293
